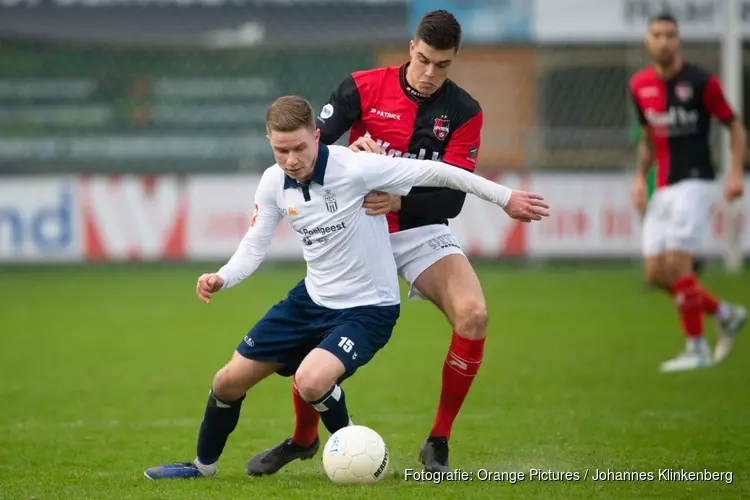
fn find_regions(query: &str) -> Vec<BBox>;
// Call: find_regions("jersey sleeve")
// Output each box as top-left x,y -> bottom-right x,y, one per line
703,75 -> 736,125
216,168 -> 283,289
399,107 -> 482,219
352,151 -> 422,196
441,109 -> 483,171
317,74 -> 363,145
351,151 -> 512,207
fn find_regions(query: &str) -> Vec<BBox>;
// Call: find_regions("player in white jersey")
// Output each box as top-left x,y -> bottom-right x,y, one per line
143,95 -> 549,480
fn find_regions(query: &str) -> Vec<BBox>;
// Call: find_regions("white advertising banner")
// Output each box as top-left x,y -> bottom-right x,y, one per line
526,173 -> 750,257
451,173 -> 529,257
186,174 -> 303,260
0,177 -> 82,262
527,173 -> 641,256
534,0 -> 750,42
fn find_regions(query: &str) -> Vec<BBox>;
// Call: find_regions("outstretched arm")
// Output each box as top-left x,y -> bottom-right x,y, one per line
352,151 -> 549,222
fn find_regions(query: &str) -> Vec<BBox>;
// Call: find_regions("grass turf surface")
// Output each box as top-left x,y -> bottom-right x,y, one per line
1,263 -> 749,499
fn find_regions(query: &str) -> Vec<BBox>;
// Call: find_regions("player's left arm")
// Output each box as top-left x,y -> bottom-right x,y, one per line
704,75 -> 747,187
396,109 -> 484,219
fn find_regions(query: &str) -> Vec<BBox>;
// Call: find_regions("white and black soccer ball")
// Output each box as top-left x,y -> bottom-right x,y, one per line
322,425 -> 389,485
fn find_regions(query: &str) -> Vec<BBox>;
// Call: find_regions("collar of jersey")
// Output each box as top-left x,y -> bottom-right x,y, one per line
283,143 -> 329,189
399,63 -> 442,103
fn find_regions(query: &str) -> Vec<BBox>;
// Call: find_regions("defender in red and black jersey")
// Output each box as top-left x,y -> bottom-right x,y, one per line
245,10 -> 511,476
316,62 -> 482,233
629,13 -> 746,373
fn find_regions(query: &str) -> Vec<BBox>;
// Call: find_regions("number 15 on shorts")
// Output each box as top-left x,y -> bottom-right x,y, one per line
338,337 -> 355,353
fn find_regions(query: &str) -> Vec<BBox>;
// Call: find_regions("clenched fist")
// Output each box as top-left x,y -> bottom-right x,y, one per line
631,175 -> 648,216
725,171 -> 744,203
196,273 -> 225,304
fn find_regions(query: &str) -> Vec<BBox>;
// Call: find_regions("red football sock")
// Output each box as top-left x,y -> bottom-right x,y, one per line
670,275 -> 704,338
429,331 -> 485,440
291,376 -> 319,447
701,287 -> 720,315
664,275 -> 720,316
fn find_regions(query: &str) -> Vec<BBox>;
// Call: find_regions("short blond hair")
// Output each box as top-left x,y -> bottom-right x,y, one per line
266,95 -> 316,134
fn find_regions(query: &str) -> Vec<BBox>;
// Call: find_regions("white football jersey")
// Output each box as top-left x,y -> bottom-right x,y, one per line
217,143 -> 511,309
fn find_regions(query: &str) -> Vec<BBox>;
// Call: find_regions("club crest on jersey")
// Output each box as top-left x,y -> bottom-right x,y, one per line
675,82 -> 693,102
324,189 -> 338,213
433,116 -> 450,141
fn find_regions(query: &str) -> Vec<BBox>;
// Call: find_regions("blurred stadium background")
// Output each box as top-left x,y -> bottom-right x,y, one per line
2,1 -> 750,498
0,0 -> 748,264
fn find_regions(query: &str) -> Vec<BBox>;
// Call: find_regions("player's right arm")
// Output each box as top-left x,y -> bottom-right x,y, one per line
350,150 -> 549,222
635,125 -> 655,174
630,89 -> 655,176
207,168 -> 283,297
317,75 -> 363,145
630,87 -> 654,214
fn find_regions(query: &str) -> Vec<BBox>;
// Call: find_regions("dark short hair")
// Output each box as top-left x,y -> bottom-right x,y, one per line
415,9 -> 462,51
266,95 -> 315,134
649,12 -> 679,27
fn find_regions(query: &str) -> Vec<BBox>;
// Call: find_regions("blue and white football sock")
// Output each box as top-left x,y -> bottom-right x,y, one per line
310,384 -> 350,434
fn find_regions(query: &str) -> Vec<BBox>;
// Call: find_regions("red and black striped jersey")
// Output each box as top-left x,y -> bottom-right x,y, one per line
316,63 -> 483,233
629,62 -> 735,189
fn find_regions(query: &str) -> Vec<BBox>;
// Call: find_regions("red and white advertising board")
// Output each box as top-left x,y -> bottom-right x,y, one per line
526,174 -> 750,257
1,173 -> 748,263
186,174 -> 303,260
79,175 -> 188,261
452,173 -> 529,257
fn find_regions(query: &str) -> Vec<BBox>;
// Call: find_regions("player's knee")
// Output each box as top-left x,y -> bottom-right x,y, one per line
643,265 -> 662,287
453,300 -> 488,339
643,256 -> 672,288
211,366 -> 247,401
294,367 -> 335,403
664,251 -> 694,279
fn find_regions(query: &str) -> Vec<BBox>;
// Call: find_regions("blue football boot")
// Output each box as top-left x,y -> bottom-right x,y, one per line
144,460 -> 214,480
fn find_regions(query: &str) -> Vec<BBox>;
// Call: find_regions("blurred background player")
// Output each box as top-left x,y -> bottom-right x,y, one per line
246,10 -> 488,474
630,123 -> 705,278
629,13 -> 747,372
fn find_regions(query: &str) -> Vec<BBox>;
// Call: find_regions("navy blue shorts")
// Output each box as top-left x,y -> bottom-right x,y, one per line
236,279 -> 400,379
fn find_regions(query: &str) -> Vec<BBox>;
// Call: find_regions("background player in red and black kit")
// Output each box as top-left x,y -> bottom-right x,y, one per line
247,10 -> 502,474
629,13 -> 747,373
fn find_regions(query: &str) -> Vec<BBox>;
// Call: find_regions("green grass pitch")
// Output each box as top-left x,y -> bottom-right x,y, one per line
1,263 -> 749,499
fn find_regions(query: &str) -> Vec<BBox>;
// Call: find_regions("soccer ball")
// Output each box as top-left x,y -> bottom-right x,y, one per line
322,425 -> 389,485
